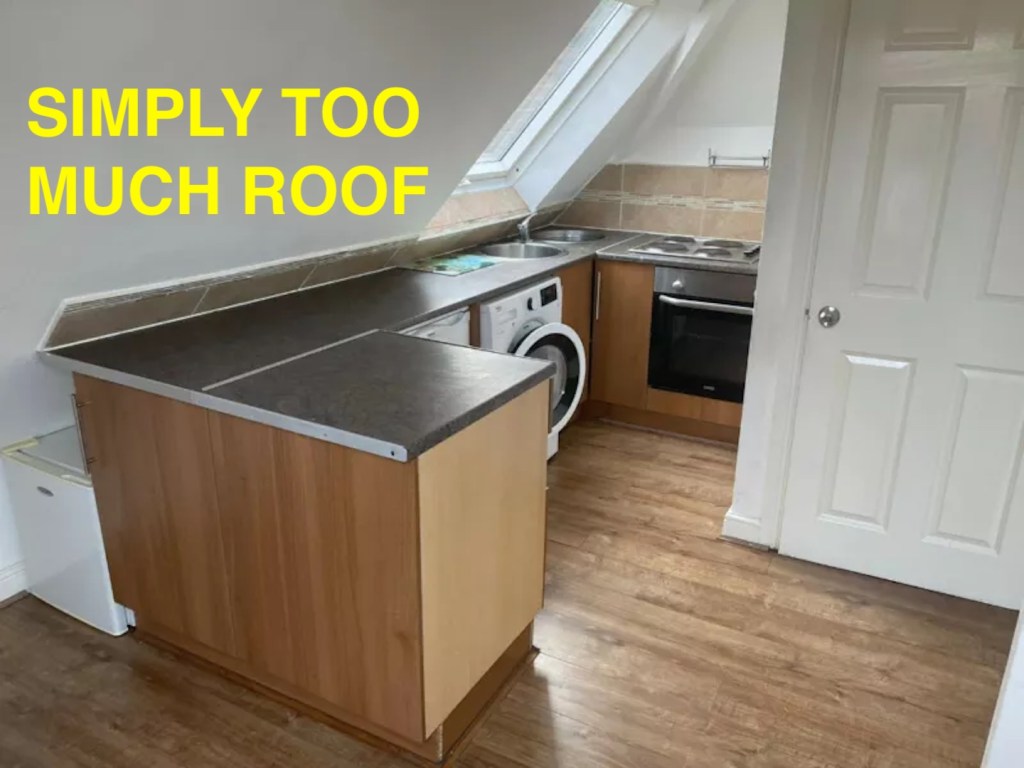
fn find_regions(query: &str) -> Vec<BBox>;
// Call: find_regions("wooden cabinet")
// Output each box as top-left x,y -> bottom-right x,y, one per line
74,374 -> 548,753
587,259 -> 743,444
76,377 -> 237,655
645,388 -> 743,428
555,260 -> 594,409
590,260 -> 654,409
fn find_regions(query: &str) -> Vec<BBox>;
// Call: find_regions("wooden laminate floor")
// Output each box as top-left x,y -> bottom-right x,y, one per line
0,420 -> 1017,768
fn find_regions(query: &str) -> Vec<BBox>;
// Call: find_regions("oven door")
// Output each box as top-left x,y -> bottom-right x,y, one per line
648,294 -> 753,403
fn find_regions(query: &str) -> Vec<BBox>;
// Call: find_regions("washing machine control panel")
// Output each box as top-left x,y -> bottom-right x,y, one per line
479,278 -> 563,353
527,284 -> 559,312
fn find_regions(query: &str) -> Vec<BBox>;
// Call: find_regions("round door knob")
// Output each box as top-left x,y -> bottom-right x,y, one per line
817,306 -> 841,328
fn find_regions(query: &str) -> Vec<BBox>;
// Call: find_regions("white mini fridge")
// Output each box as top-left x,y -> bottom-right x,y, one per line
2,426 -> 129,635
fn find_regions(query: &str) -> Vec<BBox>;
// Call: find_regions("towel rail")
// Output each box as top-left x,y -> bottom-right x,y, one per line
708,149 -> 771,170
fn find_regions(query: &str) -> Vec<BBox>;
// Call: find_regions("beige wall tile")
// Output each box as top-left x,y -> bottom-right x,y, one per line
47,194 -> 560,348
463,220 -> 517,247
47,287 -> 208,347
584,164 -> 623,192
705,168 -> 770,203
193,264 -> 314,313
393,231 -> 471,264
558,200 -> 621,229
425,187 -> 528,233
304,244 -> 399,287
494,187 -> 529,216
623,164 -> 707,197
461,188 -> 515,221
621,204 -> 701,236
425,197 -> 460,231
700,209 -> 765,241
533,203 -> 570,228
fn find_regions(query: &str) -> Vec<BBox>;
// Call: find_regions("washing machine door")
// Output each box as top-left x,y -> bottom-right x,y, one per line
511,321 -> 587,436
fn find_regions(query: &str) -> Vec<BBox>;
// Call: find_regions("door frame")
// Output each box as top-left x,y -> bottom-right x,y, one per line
724,0 -> 853,547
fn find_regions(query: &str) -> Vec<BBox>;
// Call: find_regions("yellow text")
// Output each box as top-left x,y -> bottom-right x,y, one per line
245,165 -> 428,216
29,166 -> 220,215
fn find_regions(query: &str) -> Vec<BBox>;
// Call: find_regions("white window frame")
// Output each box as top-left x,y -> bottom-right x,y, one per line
462,2 -> 647,190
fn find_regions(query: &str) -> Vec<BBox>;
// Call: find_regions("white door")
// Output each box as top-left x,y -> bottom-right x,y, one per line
780,0 -> 1024,608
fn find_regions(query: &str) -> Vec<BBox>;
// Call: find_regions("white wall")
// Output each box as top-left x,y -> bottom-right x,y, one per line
620,0 -> 788,166
0,0 -> 598,598
985,608 -> 1024,766
722,0 -> 843,547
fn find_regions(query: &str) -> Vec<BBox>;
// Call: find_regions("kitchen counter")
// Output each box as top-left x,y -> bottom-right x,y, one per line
209,331 -> 553,460
50,226 -> 741,758
46,230 -> 638,459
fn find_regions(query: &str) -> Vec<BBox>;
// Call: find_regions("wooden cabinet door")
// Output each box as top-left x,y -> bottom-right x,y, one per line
555,260 -> 594,409
77,374 -> 425,740
590,260 -> 654,409
206,412 -> 425,740
74,375 -> 237,656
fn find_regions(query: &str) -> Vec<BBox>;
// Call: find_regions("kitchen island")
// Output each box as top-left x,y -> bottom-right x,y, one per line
69,336 -> 552,762
42,229 -> 654,760
44,234 -> 639,762
66,343 -> 550,761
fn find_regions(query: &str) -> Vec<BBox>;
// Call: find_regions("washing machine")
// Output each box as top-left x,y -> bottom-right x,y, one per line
479,277 -> 586,459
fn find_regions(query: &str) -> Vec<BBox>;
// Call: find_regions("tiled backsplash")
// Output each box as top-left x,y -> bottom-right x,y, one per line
45,190 -> 561,350
558,164 -> 769,241
424,187 -> 528,234
47,164 -> 770,350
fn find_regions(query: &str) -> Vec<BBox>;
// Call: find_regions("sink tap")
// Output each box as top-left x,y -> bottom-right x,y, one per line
517,212 -> 539,243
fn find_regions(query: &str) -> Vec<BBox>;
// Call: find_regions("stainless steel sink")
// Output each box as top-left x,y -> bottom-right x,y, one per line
531,228 -> 607,244
474,243 -> 566,259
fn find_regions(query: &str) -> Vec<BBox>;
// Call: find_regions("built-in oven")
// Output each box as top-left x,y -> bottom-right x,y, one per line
648,266 -> 755,404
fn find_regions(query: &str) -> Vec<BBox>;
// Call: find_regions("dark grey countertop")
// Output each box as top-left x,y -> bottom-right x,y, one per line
47,230 -> 639,460
209,331 -> 554,460
54,233 -> 634,392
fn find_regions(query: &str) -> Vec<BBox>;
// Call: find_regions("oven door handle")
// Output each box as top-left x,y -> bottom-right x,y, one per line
658,295 -> 754,316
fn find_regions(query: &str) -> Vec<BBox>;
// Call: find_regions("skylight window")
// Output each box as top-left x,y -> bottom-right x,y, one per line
466,0 -> 637,183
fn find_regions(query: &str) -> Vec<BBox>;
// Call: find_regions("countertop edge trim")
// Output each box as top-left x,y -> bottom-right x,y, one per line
43,351 -> 410,462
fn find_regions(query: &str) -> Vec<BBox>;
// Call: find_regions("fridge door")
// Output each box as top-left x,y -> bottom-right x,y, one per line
2,428 -> 128,635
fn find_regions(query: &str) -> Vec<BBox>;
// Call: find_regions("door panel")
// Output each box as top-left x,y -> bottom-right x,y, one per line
985,88 -> 1024,299
822,354 -> 913,531
856,88 -> 962,298
780,0 -> 1024,607
926,367 -> 1024,552
886,0 -> 977,51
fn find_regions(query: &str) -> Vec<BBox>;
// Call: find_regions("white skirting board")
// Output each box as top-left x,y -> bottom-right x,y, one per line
721,507 -> 768,546
0,561 -> 27,602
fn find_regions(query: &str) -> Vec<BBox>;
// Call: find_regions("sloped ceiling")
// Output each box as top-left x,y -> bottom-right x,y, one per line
0,0 -> 597,442
0,0 -> 598,295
